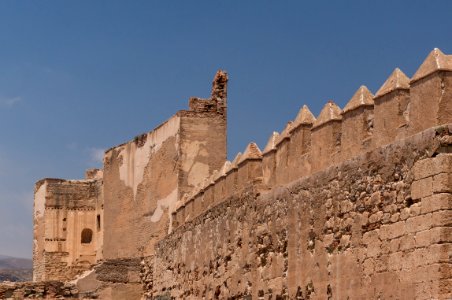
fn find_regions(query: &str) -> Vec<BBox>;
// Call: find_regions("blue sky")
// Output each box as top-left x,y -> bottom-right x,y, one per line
0,1 -> 451,258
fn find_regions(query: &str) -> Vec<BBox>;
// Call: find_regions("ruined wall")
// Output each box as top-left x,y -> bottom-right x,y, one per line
102,71 -> 228,261
102,115 -> 182,260
32,50 -> 452,299
33,178 -> 102,282
151,125 -> 452,299
172,48 -> 452,229
178,111 -> 226,202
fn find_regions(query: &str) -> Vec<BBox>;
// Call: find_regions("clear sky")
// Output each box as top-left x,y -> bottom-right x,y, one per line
0,1 -> 451,258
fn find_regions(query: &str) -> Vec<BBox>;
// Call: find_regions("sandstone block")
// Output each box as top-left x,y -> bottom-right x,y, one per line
438,278 -> 452,298
388,251 -> 403,271
421,193 -> 452,214
415,226 -> 452,248
428,243 -> 452,264
413,155 -> 452,180
433,173 -> 452,193
406,213 -> 433,233
431,210 -> 452,227
432,154 -> 452,173
380,222 -> 406,240
411,177 -> 433,200
413,158 -> 434,180
399,235 -> 416,251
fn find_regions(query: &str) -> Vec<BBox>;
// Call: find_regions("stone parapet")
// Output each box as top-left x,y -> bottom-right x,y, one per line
153,124 -> 452,299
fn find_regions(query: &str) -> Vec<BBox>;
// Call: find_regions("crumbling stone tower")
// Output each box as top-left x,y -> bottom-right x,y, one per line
32,71 -> 228,284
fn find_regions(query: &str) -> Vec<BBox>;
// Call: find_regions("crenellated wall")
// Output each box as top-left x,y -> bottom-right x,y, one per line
152,124 -> 452,299
31,49 -> 452,300
171,48 -> 452,232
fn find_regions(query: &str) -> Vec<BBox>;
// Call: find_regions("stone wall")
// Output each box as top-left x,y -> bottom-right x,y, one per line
31,49 -> 452,299
172,48 -> 452,231
150,125 -> 452,299
33,178 -> 102,282
101,71 -> 227,261
0,281 -> 78,299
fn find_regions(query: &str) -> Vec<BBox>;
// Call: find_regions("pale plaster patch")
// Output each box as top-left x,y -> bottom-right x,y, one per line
150,188 -> 178,223
181,140 -> 210,187
188,162 -> 210,186
34,182 -> 47,218
119,115 -> 180,198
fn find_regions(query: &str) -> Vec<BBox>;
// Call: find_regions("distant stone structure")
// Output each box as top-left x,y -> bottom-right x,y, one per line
24,48 -> 452,299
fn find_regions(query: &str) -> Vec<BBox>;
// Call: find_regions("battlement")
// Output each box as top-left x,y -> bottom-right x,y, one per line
172,48 -> 452,230
31,49 -> 452,299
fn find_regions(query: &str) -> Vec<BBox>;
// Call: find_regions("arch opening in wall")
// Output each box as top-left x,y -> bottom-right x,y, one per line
81,228 -> 93,244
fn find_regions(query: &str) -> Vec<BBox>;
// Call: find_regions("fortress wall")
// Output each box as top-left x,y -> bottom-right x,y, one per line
286,124 -> 312,182
103,114 -> 181,260
275,138 -> 291,185
373,68 -> 411,147
151,124 -> 452,299
172,50 -> 452,231
213,175 -> 226,206
178,110 -> 227,200
101,71 -> 228,261
310,119 -> 342,173
341,106 -> 374,161
33,178 -> 102,281
262,150 -> 277,187
224,167 -> 238,200
409,72 -> 452,134
237,159 -> 263,189
31,50 -> 452,298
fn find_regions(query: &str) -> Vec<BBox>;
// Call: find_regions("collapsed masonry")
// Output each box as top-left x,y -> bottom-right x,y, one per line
28,49 -> 451,299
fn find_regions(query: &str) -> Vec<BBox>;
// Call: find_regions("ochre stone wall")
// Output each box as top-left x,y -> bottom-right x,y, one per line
172,49 -> 452,229
0,281 -> 79,299
102,71 -> 227,261
151,125 -> 452,299
31,50 -> 452,299
33,178 -> 102,282
102,115 -> 182,260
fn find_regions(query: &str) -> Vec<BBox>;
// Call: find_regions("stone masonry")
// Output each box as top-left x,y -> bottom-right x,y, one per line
18,48 -> 452,299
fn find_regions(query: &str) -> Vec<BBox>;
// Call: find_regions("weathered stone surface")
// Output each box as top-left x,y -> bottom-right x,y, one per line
31,50 -> 452,299
411,48 -> 452,82
312,100 -> 342,128
375,68 -> 410,98
0,281 -> 78,299
342,85 -> 374,114
291,104 -> 316,128
151,126 -> 452,299
262,131 -> 279,154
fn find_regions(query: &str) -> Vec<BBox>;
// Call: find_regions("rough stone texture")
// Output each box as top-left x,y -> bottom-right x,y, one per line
31,50 -> 452,299
374,73 -> 410,147
409,49 -> 452,135
101,71 -> 227,262
0,281 -> 78,299
151,126 -> 452,299
33,178 -> 102,282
